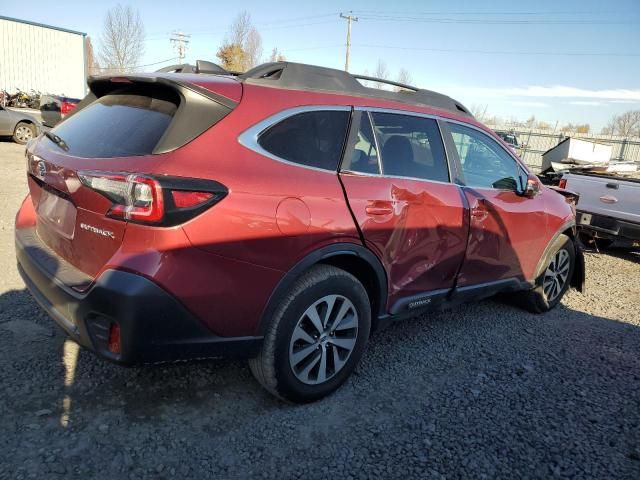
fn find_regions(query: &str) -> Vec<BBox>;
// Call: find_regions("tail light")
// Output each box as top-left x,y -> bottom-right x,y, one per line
60,101 -> 77,116
558,178 -> 567,189
78,171 -> 227,226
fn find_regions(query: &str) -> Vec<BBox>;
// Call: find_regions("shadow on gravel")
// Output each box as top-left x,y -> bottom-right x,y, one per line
2,279 -> 640,477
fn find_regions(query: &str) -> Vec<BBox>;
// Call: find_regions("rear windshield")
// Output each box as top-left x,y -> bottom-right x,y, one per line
46,93 -> 178,158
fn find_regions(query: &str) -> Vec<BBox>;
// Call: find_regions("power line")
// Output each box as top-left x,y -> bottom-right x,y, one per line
340,13 -> 358,72
97,57 -> 179,72
352,15 -> 637,25
170,31 -> 190,62
352,44 -> 640,57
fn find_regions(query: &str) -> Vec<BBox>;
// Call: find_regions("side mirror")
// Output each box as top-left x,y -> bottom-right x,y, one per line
522,177 -> 541,198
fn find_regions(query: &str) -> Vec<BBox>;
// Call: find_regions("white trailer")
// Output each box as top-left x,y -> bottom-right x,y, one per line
541,137 -> 612,172
0,16 -> 86,99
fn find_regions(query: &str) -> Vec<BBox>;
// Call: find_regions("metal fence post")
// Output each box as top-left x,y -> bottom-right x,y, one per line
619,139 -> 627,161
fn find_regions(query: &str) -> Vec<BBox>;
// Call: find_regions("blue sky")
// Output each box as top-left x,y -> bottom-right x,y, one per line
3,0 -> 639,130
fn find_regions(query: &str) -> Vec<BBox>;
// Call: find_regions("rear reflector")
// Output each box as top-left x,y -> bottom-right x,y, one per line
558,178 -> 567,189
171,191 -> 213,208
78,170 -> 228,226
108,323 -> 121,354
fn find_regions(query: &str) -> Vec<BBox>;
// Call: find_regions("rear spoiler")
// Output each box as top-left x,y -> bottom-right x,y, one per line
67,75 -> 238,154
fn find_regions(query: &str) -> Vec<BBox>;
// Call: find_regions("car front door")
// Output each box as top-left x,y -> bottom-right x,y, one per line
339,110 -> 468,313
441,121 -> 549,287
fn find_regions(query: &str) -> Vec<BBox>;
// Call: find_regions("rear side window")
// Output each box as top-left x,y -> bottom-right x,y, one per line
258,110 -> 350,171
47,93 -> 178,158
371,112 -> 449,182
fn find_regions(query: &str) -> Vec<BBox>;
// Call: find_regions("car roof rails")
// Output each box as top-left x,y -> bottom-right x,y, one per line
238,61 -> 473,117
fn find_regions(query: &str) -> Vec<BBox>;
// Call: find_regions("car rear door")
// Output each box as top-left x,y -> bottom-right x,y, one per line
339,109 -> 468,313
441,121 -> 549,286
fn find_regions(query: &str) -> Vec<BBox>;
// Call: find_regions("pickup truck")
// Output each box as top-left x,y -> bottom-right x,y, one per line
561,172 -> 640,247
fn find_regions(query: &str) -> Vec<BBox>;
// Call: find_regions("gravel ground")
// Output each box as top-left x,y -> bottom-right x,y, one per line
0,140 -> 639,479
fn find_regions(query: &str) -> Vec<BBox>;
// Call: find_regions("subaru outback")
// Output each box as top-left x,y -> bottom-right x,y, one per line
15,61 -> 584,402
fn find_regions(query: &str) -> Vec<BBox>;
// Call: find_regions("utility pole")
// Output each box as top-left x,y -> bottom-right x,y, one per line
170,31 -> 191,63
339,13 -> 358,72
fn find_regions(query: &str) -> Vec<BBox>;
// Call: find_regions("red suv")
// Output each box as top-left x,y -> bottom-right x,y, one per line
15,62 -> 584,402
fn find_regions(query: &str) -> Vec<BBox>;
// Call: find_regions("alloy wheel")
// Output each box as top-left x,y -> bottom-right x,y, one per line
543,249 -> 570,302
15,125 -> 33,143
289,294 -> 358,385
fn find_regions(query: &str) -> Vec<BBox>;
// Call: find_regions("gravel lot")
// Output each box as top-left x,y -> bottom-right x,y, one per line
0,140 -> 639,479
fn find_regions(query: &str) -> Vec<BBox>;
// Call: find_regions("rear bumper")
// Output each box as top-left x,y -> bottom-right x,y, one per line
15,227 -> 262,364
577,211 -> 640,242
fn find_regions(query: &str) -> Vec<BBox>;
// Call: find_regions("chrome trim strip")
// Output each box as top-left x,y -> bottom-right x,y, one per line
367,111 -> 384,175
237,105 -> 352,174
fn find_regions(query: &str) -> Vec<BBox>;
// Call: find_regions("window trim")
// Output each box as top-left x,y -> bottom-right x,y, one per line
238,105 -> 352,174
443,120 -> 529,193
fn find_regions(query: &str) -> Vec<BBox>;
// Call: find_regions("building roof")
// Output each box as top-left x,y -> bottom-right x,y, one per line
0,15 -> 86,36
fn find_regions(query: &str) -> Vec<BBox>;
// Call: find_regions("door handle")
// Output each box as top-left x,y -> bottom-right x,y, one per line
365,203 -> 393,216
599,195 -> 618,204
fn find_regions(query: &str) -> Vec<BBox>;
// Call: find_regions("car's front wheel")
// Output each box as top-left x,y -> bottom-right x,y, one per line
249,265 -> 371,403
519,234 -> 575,313
13,122 -> 36,144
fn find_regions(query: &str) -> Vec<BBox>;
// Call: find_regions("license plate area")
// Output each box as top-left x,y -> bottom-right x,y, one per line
37,189 -> 77,239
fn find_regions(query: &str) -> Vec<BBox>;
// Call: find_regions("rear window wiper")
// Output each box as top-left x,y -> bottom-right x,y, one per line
44,131 -> 69,152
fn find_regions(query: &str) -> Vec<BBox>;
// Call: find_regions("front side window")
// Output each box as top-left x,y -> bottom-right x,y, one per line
371,112 -> 449,182
258,110 -> 350,171
448,123 -> 523,190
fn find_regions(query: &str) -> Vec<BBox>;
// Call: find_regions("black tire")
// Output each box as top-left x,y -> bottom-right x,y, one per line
249,265 -> 371,403
13,122 -> 36,145
518,234 -> 575,313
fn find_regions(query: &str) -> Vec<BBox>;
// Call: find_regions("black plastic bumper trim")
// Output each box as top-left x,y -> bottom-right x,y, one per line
16,227 -> 262,364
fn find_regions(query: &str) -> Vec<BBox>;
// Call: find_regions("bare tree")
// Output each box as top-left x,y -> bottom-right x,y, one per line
84,36 -> 101,76
268,47 -> 286,63
394,68 -> 413,92
470,104 -> 489,122
99,5 -> 145,73
372,60 -> 389,89
217,11 -> 263,72
604,110 -> 640,137
245,28 -> 263,69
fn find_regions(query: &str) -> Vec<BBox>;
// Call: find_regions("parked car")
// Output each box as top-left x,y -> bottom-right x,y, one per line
560,172 -> 640,248
0,105 -> 40,144
15,62 -> 584,402
39,94 -> 80,128
495,130 -> 522,152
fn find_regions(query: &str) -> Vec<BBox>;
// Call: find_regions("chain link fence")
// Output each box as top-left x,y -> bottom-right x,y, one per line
487,125 -> 640,172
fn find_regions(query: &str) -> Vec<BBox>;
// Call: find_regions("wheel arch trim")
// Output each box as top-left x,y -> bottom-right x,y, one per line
532,219 -> 577,281
255,242 -> 388,335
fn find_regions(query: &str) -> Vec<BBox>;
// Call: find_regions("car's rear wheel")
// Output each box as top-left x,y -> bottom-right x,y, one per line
249,265 -> 371,403
518,234 -> 575,313
13,122 -> 35,144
